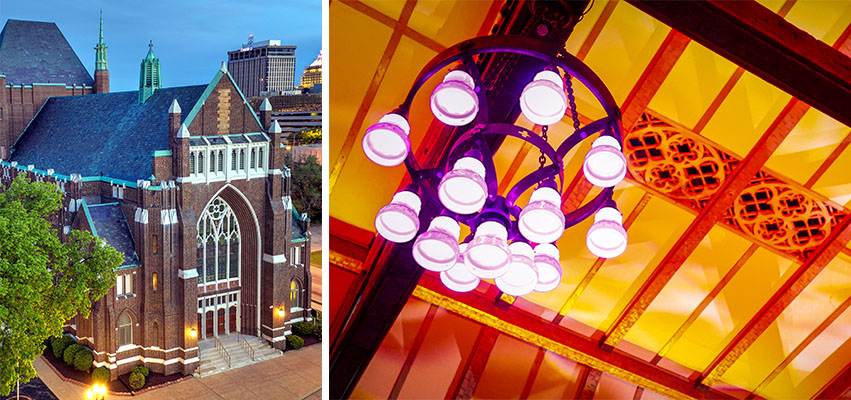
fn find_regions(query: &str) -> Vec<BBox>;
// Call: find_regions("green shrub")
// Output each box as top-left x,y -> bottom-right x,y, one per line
314,322 -> 322,341
63,344 -> 83,364
51,335 -> 75,358
129,371 -> 145,390
131,365 -> 150,377
73,347 -> 94,371
92,367 -> 110,383
286,335 -> 304,350
293,321 -> 314,336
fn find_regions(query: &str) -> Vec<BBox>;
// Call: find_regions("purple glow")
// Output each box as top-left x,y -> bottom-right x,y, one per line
413,216 -> 461,271
518,186 -> 565,243
520,70 -> 567,126
375,191 -> 421,243
438,157 -> 488,214
362,113 -> 411,167
495,242 -> 538,296
583,136 -> 627,188
586,207 -> 627,258
430,70 -> 479,126
533,243 -> 562,292
440,243 -> 480,292
465,221 -> 511,279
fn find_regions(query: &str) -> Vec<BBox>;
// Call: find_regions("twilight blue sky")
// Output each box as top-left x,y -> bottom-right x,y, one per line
1,0 -> 321,92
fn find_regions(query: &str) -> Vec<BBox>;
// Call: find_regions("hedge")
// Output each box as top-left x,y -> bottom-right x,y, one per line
286,335 -> 304,350
92,367 -> 110,383
131,365 -> 150,377
292,321 -> 314,336
129,371 -> 145,390
63,344 -> 84,365
51,336 -> 75,358
73,347 -> 94,371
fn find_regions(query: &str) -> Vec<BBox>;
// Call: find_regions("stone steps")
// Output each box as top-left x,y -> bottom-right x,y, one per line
195,334 -> 283,377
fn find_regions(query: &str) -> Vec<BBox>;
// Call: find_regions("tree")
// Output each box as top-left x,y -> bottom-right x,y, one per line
292,128 -> 321,146
290,154 -> 322,223
0,174 -> 122,396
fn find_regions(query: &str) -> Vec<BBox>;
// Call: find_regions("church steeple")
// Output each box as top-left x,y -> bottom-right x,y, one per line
139,41 -> 162,104
93,10 -> 109,93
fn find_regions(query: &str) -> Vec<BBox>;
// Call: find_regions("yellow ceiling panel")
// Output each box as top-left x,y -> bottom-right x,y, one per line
700,72 -> 792,157
359,0 -> 405,20
784,0 -> 851,45
754,0 -> 788,13
765,108 -> 850,184
595,373 -> 639,398
664,248 -> 798,372
565,196 -> 694,331
812,142 -> 851,206
527,351 -> 583,399
564,0 -> 610,56
647,41 -> 738,130
329,3 -> 393,166
329,36 -> 440,230
521,184 -> 648,314
620,225 -> 753,355
581,2 -> 671,107
407,0 -> 497,47
761,304 -> 851,398
720,256 -> 851,392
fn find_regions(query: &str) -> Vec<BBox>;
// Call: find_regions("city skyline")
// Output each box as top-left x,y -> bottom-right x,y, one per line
1,0 -> 321,93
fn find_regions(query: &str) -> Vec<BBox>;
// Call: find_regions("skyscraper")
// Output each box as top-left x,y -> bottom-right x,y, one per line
227,37 -> 296,97
300,50 -> 321,90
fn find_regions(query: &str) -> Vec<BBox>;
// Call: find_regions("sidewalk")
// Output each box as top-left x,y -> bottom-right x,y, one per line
34,344 -> 321,400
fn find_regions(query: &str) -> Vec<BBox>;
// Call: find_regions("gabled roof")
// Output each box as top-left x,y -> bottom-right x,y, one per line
10,85 -> 206,181
82,202 -> 139,268
0,19 -> 94,86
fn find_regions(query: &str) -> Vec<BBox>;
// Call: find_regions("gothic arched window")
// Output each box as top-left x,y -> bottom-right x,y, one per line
118,313 -> 132,346
290,279 -> 302,310
196,198 -> 240,285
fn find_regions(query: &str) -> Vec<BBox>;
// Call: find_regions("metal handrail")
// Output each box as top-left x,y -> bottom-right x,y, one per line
214,336 -> 231,368
237,332 -> 255,361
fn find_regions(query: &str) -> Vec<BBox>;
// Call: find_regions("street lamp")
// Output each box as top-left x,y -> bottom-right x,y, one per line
87,383 -> 106,399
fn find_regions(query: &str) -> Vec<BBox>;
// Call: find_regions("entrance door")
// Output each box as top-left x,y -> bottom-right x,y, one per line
229,306 -> 237,332
205,311 -> 214,337
197,290 -> 241,339
217,308 -> 225,333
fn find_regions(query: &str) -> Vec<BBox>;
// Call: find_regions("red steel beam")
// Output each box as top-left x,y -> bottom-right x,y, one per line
814,361 -> 851,399
415,273 -> 740,400
625,0 -> 851,127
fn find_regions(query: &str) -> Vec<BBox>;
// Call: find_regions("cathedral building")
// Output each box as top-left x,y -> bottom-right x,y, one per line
0,16 -> 312,380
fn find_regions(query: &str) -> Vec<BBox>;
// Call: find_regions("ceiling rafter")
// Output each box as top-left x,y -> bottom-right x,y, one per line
413,273 -> 741,400
815,361 -> 851,399
625,0 -> 851,127
700,213 -> 851,386
602,97 -> 810,349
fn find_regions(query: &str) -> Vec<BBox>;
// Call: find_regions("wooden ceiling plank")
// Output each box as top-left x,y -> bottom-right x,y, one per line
751,292 -> 851,395
575,0 -> 619,61
556,193 -> 652,319
414,273 -> 741,400
329,0 -> 418,194
388,304 -> 440,399
519,348 -> 548,399
700,213 -> 851,387
603,98 -> 810,349
450,326 -> 500,399
625,0 -> 851,127
692,68 -> 744,134
814,360 -> 851,399
653,244 -> 759,363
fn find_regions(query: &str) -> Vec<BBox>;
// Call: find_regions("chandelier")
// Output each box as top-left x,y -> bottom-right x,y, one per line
362,35 -> 628,297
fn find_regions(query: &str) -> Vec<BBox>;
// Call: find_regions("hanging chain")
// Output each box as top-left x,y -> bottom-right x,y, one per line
565,74 -> 580,131
538,125 -> 549,169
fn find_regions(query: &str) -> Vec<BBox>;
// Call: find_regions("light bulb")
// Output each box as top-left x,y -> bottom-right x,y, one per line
375,190 -> 421,243
586,206 -> 627,258
465,220 -> 510,278
440,243 -> 480,292
583,136 -> 627,188
438,157 -> 488,214
430,70 -> 479,126
362,113 -> 411,167
520,70 -> 568,126
518,186 -> 565,243
413,216 -> 461,272
495,242 -> 538,296
534,243 -> 562,292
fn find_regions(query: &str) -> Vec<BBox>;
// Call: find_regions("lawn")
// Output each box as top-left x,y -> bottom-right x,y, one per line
311,250 -> 321,266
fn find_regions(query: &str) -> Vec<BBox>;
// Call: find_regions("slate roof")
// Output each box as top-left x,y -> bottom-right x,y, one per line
84,202 -> 139,268
10,85 -> 206,181
0,19 -> 94,85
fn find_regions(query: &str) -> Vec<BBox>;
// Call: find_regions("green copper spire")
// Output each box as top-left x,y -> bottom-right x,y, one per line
139,41 -> 162,104
94,10 -> 108,70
